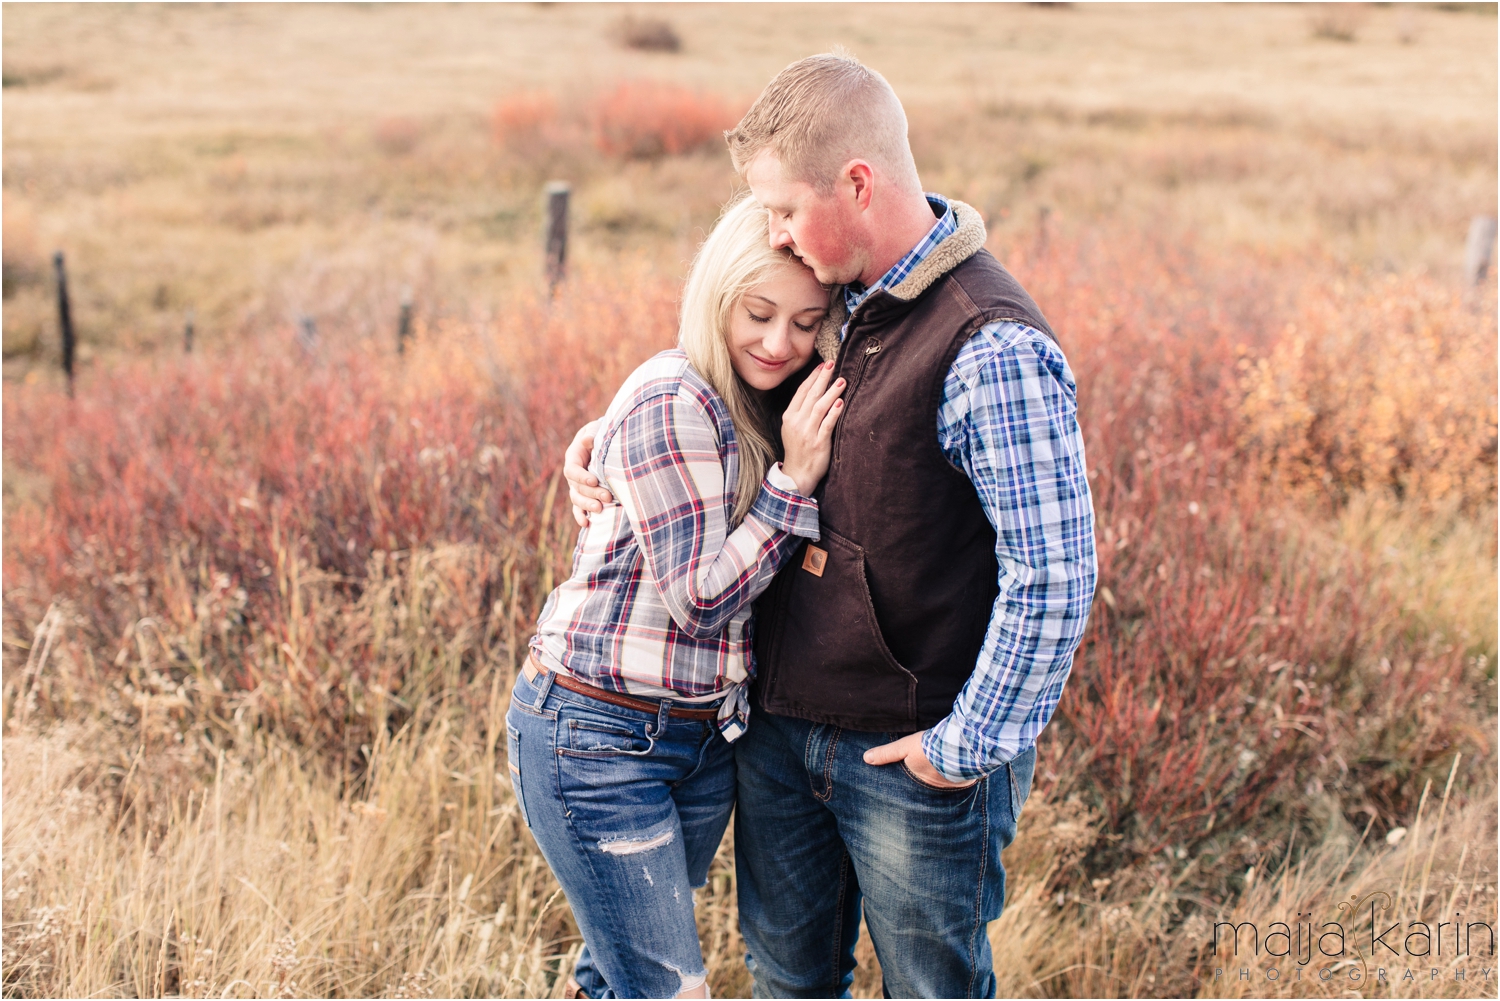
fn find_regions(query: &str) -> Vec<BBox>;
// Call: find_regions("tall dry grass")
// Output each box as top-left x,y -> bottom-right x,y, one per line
991,760 -> 1497,998
6,700 -> 1490,999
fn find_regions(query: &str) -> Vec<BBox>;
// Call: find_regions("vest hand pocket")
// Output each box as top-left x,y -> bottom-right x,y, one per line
773,528 -> 919,723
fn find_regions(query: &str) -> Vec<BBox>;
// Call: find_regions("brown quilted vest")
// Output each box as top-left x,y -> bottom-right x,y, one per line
752,202 -> 1054,731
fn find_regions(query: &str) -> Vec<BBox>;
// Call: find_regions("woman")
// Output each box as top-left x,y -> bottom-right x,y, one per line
506,195 -> 845,999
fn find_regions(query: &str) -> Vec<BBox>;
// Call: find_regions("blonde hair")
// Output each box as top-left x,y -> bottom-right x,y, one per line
725,52 -> 920,194
679,194 -> 809,525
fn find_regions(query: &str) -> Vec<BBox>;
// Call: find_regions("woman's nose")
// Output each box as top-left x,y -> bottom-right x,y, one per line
761,320 -> 792,358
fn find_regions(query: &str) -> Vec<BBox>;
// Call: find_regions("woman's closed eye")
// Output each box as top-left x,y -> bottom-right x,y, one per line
748,310 -> 822,332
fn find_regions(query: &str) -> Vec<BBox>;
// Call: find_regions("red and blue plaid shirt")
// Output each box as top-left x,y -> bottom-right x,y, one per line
530,350 -> 820,740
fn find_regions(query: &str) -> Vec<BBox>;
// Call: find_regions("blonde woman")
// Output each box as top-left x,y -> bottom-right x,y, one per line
506,195 -> 844,999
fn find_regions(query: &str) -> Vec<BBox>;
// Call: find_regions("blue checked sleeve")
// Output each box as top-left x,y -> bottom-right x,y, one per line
922,321 -> 1098,782
603,391 -> 820,641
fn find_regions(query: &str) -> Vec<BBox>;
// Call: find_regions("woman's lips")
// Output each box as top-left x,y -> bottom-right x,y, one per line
747,352 -> 792,370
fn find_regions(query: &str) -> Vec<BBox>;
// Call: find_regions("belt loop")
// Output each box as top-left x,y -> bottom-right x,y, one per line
651,699 -> 671,737
531,666 -> 556,710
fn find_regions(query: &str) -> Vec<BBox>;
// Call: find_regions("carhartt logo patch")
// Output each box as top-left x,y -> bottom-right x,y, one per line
802,545 -> 827,577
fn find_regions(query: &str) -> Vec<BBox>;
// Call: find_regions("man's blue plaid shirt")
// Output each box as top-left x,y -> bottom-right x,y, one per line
844,195 -> 1097,783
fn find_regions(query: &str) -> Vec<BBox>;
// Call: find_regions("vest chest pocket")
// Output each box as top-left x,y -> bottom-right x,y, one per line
773,527 -> 918,724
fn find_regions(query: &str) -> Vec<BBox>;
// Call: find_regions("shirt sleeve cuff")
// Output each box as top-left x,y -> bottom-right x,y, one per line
922,715 -> 987,784
750,463 -> 821,540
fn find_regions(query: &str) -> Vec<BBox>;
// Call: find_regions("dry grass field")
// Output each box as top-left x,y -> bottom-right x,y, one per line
3,4 -> 1498,999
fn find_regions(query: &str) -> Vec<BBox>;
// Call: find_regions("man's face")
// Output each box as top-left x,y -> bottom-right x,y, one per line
746,150 -> 866,286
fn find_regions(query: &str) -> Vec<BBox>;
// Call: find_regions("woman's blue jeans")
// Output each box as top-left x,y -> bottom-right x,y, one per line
506,668 -> 735,999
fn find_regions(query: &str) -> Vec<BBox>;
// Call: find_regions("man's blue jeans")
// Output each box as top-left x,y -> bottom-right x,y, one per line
506,668 -> 735,999
733,705 -> 1035,999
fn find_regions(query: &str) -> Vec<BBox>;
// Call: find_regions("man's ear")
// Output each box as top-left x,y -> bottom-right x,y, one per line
845,161 -> 875,211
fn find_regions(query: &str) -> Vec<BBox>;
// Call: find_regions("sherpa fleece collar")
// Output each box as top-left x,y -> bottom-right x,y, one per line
812,198 -> 988,364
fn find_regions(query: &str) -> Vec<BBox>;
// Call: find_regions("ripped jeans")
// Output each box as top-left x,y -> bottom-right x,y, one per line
506,668 -> 735,999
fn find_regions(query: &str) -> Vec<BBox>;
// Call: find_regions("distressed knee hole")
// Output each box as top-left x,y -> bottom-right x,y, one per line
664,961 -> 708,998
597,829 -> 674,855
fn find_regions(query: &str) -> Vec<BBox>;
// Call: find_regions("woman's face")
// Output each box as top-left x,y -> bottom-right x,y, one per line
727,260 -> 829,391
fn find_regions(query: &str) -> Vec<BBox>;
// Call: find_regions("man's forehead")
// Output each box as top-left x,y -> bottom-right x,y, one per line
746,155 -> 808,209
745,161 -> 779,195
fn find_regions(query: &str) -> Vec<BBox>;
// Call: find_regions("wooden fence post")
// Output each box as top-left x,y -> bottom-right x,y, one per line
184,309 -> 195,354
297,314 -> 318,354
397,286 -> 413,355
544,181 -> 570,294
53,251 -> 75,396
1464,215 -> 1496,286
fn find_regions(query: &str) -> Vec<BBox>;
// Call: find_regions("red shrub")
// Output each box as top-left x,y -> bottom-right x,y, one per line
2,267 -> 678,745
591,80 -> 739,159
1001,230 -> 1493,883
491,90 -> 559,147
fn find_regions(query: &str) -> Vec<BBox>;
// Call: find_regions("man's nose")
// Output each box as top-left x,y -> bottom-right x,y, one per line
767,221 -> 794,251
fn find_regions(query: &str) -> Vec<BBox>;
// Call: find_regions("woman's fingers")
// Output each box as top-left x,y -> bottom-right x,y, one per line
807,376 -> 845,425
785,365 -> 817,410
817,398 -> 844,439
817,376 -> 845,410
788,361 -> 834,415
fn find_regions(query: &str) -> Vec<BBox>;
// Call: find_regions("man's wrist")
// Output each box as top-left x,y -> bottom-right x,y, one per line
922,718 -> 985,784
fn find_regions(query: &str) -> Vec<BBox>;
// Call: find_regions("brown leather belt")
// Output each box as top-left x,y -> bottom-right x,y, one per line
524,654 -> 720,721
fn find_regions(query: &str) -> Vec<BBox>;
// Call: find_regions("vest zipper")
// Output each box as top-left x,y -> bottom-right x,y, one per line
833,338 -> 882,464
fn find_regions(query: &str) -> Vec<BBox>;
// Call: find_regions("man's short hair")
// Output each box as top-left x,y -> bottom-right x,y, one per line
725,52 -> 920,194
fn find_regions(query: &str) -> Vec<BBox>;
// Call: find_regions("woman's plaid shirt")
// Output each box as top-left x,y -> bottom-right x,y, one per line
530,350 -> 820,736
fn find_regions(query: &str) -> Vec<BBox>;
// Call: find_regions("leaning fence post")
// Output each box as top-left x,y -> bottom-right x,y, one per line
544,181 -> 570,294
297,313 -> 318,355
183,309 -> 195,354
53,251 -> 75,396
1464,215 -> 1496,286
397,286 -> 413,355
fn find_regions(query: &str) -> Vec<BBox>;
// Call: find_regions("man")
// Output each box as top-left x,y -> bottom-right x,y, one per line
565,53 -> 1096,999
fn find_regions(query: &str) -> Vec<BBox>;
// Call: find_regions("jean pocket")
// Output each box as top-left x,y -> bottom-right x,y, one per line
506,723 -> 531,828
898,761 -> 980,795
559,714 -> 653,758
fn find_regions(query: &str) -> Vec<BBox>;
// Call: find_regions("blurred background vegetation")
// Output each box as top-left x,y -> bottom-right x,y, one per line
2,3 -> 1495,369
3,4 -> 1496,999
